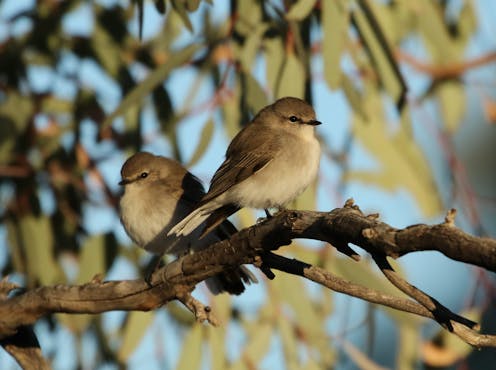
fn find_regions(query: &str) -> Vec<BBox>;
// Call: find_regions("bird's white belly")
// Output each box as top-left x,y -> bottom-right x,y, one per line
229,136 -> 320,209
120,187 -> 209,254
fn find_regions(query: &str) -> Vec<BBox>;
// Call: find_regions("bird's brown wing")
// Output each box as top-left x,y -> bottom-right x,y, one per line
198,150 -> 274,205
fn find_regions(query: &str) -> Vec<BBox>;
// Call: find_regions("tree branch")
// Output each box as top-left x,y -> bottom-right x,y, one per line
1,201 -> 495,349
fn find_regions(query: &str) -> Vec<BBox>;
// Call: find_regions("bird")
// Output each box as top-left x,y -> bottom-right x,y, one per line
168,96 -> 321,239
118,152 -> 256,295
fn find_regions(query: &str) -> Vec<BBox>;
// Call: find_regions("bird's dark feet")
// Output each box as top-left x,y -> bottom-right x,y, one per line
264,208 -> 272,218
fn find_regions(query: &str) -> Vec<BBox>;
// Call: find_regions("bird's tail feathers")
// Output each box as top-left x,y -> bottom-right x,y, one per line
206,266 -> 258,295
168,202 -> 217,237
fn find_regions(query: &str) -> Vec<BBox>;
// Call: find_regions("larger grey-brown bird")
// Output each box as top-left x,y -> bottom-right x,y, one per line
119,152 -> 256,295
168,96 -> 321,238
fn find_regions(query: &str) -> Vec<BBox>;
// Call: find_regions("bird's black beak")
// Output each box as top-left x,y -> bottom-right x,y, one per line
306,120 -> 322,126
118,179 -> 129,186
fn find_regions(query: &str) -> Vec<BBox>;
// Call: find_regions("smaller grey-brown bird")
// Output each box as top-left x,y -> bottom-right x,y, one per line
119,152 -> 256,295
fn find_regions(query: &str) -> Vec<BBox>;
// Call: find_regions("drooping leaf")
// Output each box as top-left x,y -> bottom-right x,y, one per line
230,322 -> 273,370
286,0 -> 317,21
186,0 -> 201,12
57,234 -> 107,333
117,311 -> 156,362
92,22 -> 123,77
186,118 -> 215,167
77,234 -> 106,283
264,36 -> 285,96
175,324 -> 204,370
436,80 -> 466,132
171,0 -> 194,31
238,24 -> 268,70
19,215 -> 60,286
341,74 -> 367,121
322,0 -> 348,89
277,315 -> 299,370
207,324 -> 227,370
276,53 -> 305,99
416,0 -> 458,62
352,1 -> 407,110
244,72 -> 268,113
234,0 -> 263,36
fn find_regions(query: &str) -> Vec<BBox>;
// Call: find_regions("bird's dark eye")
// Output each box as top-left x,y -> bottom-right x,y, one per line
140,172 -> 148,179
289,115 -> 298,122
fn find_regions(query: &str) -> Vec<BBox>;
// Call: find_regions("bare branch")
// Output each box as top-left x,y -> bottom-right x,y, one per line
1,203 -> 495,349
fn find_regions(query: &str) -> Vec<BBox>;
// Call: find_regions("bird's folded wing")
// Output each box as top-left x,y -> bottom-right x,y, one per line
199,151 -> 273,205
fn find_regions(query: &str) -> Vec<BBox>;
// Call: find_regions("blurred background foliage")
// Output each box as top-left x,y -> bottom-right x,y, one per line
0,0 -> 495,369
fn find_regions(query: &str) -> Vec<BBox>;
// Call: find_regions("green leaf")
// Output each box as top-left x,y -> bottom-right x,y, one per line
186,118 -> 215,167
234,0 -> 263,36
186,0 -> 201,12
19,215 -> 60,286
41,96 -> 73,114
77,234 -> 106,283
275,275 -> 324,341
396,324 -> 420,370
264,37 -> 285,96
0,91 -> 33,133
207,324 -> 226,370
57,234 -> 108,333
341,74 -> 367,121
117,311 -> 155,362
416,0 -> 458,62
221,84 -> 242,139
238,24 -> 268,70
171,0 -> 194,31
102,43 -> 201,128
277,316 -> 299,370
276,53 -> 305,99
286,0 -> 317,21
176,324 -> 204,370
230,322 -> 273,370
353,3 -> 406,109
436,80 -> 466,132
245,73 -> 268,113
322,0 -> 348,89
92,22 -> 123,77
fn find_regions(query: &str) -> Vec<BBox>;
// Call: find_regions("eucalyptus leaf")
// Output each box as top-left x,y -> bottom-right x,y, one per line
276,53 -> 305,99
77,234 -> 106,283
176,324 -> 203,370
277,316 -> 299,370
244,73 -> 268,113
286,0 -> 317,21
322,0 -> 348,89
171,0 -> 194,31
353,2 -> 406,109
436,80 -> 466,132
117,312 -> 155,362
19,215 -> 60,286
264,37 -> 285,96
186,118 -> 215,167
